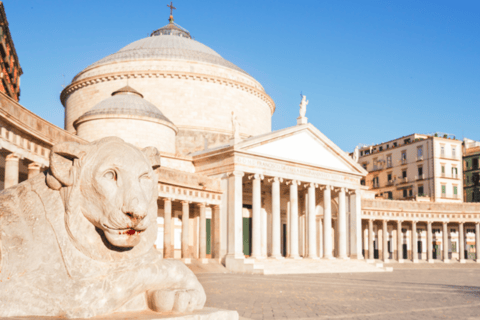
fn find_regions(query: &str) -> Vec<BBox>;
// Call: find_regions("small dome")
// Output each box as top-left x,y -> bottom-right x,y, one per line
75,86 -> 173,124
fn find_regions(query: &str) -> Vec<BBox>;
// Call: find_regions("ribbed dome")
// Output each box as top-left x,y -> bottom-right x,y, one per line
84,34 -> 248,75
75,86 -> 173,124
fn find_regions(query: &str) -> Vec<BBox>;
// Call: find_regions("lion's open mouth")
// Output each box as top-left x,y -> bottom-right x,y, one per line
102,224 -> 146,236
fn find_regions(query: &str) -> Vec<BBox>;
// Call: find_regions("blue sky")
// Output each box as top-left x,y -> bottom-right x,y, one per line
4,0 -> 479,151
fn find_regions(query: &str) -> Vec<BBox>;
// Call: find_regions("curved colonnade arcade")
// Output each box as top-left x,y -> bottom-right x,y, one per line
362,199 -> 480,263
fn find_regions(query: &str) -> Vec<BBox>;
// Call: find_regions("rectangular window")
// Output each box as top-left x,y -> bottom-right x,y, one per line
363,163 -> 367,170
393,142 -> 397,147
409,189 -> 413,197
402,170 -> 407,178
403,189 -> 407,197
387,191 -> 393,199
452,147 -> 456,158
379,146 -> 383,151
387,173 -> 392,181
454,186 -> 458,195
417,147 -> 423,158
441,185 -> 446,195
441,145 -> 445,157
450,228 -> 456,233
404,138 -> 411,144
418,186 -> 424,195
474,158 -> 479,169
401,151 -> 407,160
360,151 -> 363,156
441,166 -> 445,176
418,166 -> 423,176
361,179 -> 365,186
386,144 -> 390,149
387,155 -> 392,167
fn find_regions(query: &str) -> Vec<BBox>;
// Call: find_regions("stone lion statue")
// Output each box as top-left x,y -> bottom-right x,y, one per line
0,137 -> 206,318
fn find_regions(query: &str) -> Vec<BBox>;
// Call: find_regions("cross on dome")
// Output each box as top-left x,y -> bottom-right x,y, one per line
167,1 -> 176,23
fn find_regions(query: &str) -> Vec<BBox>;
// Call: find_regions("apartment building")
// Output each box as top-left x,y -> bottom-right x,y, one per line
463,138 -> 480,202
355,133 -> 463,202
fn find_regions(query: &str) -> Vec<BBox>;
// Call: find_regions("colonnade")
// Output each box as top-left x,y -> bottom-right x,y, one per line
226,171 -> 363,261
365,219 -> 480,263
2,152 -> 42,189
161,198 -> 220,260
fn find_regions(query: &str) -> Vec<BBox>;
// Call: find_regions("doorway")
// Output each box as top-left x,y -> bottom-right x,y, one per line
403,244 -> 408,259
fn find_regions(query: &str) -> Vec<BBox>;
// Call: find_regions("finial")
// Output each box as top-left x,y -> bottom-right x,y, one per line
167,1 -> 176,23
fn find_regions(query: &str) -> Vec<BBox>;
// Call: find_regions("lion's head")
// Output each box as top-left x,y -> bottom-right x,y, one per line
46,137 -> 161,261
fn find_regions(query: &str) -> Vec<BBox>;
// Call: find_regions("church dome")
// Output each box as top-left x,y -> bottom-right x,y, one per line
61,17 -> 275,155
79,22 -> 247,77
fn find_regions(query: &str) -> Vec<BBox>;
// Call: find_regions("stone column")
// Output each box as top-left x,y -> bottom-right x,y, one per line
269,177 -> 282,258
323,186 -> 333,259
27,162 -> 41,179
4,153 -> 20,189
317,216 -> 323,258
287,180 -> 300,258
212,205 -> 221,259
443,221 -> 449,263
412,221 -> 418,263
368,219 -> 374,261
476,222 -> 480,263
397,220 -> 403,263
382,220 -> 388,262
427,221 -> 433,263
249,174 -> 263,259
306,183 -> 317,258
459,222 -> 465,263
181,201 -> 190,259
349,190 -> 363,259
226,171 -> 245,260
198,203 -> 207,261
338,187 -> 347,259
163,198 -> 173,259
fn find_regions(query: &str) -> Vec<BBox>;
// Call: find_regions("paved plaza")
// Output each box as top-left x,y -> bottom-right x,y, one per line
197,266 -> 480,319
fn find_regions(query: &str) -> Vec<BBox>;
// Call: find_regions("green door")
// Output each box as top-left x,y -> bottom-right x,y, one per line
206,218 -> 211,255
243,217 -> 252,256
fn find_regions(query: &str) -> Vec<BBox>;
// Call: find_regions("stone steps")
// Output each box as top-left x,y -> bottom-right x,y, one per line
255,258 -> 390,275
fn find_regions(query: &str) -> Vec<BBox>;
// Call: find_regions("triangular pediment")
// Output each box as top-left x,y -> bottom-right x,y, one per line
238,124 -> 366,175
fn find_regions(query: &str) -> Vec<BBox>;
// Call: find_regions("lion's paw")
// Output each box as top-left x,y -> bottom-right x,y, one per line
147,288 -> 204,313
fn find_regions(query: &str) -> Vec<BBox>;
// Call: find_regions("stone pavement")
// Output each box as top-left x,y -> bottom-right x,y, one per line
197,268 -> 480,319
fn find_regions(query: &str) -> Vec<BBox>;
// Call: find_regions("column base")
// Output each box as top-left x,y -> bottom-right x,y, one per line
412,259 -> 419,263
287,255 -> 302,260
338,256 -> 350,260
398,259 -> 404,264
444,259 -> 450,263
200,258 -> 209,264
366,259 -> 375,263
305,256 -> 320,260
427,259 -> 434,264
323,255 -> 335,260
182,258 -> 192,265
460,259 -> 466,264
269,255 -> 285,259
476,259 -> 480,263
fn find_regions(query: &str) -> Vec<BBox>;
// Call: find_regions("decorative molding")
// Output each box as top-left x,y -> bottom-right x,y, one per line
60,71 -> 276,115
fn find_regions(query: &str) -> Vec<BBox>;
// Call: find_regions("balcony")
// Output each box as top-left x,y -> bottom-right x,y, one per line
386,180 -> 394,186
416,155 -> 424,161
401,158 -> 407,165
372,182 -> 380,189
386,163 -> 393,168
397,177 -> 408,184
415,174 -> 425,180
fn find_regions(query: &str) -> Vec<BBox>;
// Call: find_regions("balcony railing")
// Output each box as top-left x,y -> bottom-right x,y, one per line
401,158 -> 407,165
416,155 -> 424,161
386,163 -> 393,168
441,173 -> 446,178
415,174 -> 425,180
452,173 -> 458,179
372,182 -> 380,189
398,177 -> 408,184
386,180 -> 394,186
441,193 -> 447,198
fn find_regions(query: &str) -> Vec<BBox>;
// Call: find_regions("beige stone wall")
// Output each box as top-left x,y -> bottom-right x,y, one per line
76,118 -> 176,154
62,59 -> 274,154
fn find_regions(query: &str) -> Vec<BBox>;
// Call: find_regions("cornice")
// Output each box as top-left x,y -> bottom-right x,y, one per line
60,70 -> 276,115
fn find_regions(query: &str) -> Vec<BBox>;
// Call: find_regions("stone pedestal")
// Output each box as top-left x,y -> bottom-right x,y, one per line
6,308 -> 239,320
297,116 -> 308,125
